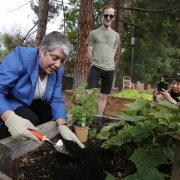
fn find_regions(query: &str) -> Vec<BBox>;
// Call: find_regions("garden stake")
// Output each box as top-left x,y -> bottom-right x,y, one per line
29,129 -> 76,157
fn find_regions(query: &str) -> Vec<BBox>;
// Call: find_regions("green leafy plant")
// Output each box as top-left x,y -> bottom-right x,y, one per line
97,99 -> 180,179
88,128 -> 97,138
112,89 -> 153,100
68,82 -> 100,126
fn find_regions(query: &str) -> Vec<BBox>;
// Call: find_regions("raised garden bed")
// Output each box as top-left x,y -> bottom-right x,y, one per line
1,91 -> 180,180
0,115 -> 180,180
104,94 -> 162,116
9,125 -> 127,180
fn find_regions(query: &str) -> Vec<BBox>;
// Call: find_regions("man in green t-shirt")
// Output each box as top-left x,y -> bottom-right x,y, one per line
86,4 -> 120,115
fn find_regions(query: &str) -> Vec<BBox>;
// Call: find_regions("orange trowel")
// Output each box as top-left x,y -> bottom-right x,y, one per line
30,130 -> 74,157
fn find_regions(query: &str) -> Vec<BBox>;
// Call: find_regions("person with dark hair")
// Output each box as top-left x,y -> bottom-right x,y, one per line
153,75 -> 180,104
86,4 -> 120,115
0,31 -> 84,148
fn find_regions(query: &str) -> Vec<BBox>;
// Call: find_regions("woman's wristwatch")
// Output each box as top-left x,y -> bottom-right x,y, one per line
172,100 -> 176,104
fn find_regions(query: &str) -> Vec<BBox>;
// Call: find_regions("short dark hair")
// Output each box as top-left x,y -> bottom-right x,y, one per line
171,75 -> 180,102
173,75 -> 180,82
102,4 -> 117,16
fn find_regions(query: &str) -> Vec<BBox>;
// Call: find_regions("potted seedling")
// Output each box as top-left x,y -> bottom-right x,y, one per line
68,82 -> 100,143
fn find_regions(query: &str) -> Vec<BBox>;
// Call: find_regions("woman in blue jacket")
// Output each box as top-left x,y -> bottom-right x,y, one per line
0,31 -> 84,148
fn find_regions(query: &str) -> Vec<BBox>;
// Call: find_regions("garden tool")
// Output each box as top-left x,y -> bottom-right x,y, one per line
29,129 -> 75,157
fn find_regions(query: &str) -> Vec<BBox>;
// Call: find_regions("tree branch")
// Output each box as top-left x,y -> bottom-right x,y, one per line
23,21 -> 38,41
123,6 -> 177,12
9,22 -> 38,47
124,22 -> 150,31
168,0 -> 175,13
5,1 -> 31,13
51,0 -> 74,6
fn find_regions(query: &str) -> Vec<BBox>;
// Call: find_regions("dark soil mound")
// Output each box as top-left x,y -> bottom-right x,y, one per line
10,126 -> 126,180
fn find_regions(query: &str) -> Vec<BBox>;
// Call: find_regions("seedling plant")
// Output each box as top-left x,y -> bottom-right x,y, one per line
88,128 -> 97,138
68,82 -> 100,126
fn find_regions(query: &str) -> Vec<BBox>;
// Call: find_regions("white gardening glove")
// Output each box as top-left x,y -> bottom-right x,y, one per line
58,125 -> 85,148
5,111 -> 40,143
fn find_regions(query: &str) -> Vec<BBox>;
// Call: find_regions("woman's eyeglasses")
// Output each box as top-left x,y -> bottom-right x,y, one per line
103,14 -> 114,19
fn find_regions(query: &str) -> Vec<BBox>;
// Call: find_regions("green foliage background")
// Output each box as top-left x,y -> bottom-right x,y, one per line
1,0 -> 180,88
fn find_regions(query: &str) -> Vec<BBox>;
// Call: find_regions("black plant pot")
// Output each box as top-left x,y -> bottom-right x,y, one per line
158,82 -> 168,92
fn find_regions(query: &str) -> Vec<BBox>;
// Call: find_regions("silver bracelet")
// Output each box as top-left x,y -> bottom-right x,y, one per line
172,100 -> 176,104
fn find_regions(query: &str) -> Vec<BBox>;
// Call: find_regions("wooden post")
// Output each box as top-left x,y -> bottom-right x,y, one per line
171,141 -> 180,180
0,143 -> 12,176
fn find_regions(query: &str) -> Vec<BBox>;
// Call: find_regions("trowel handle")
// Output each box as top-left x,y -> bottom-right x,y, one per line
29,130 -> 46,142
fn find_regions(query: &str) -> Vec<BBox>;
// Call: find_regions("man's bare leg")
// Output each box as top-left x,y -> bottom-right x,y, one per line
98,93 -> 107,115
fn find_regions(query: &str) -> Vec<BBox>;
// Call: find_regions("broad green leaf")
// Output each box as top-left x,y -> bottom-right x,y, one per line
172,159 -> 180,168
153,109 -> 173,120
144,119 -> 159,129
134,132 -> 151,142
151,104 -> 160,112
97,130 -> 110,139
156,100 -> 179,112
109,134 -> 126,146
168,123 -> 179,130
105,173 -> 116,180
125,99 -> 147,110
145,102 -> 152,110
123,168 -> 164,180
163,146 -> 175,161
128,123 -> 149,136
159,119 -> 168,126
130,148 -> 168,171
122,109 -> 137,116
138,122 -> 150,132
118,125 -> 133,138
122,160 -> 137,178
100,122 -> 121,132
169,116 -> 180,124
120,115 -> 147,122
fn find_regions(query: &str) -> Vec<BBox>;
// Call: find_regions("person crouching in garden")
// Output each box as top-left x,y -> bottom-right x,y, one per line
153,75 -> 180,105
0,31 -> 84,148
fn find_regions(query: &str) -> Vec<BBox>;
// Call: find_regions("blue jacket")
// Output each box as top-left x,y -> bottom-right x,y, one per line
0,47 -> 66,126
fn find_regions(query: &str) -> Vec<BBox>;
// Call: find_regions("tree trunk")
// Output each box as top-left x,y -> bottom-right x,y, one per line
110,0 -> 117,31
112,0 -> 124,87
73,0 -> 94,89
35,0 -> 49,46
129,0 -> 135,82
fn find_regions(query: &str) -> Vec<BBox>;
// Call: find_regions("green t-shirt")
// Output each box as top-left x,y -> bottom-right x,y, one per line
86,27 -> 120,70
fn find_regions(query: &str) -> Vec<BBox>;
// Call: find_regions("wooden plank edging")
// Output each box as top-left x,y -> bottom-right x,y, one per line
0,171 -> 13,180
0,121 -> 59,160
0,114 -> 73,161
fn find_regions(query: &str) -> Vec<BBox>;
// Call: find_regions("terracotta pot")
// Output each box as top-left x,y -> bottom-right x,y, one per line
138,83 -> 144,90
74,124 -> 89,143
145,84 -> 151,91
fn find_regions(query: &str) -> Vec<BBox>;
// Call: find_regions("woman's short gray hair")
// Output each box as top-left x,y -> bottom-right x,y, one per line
40,31 -> 71,58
